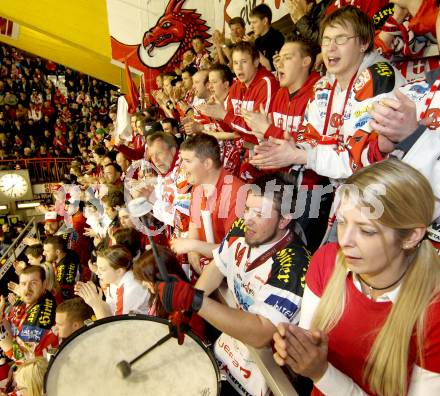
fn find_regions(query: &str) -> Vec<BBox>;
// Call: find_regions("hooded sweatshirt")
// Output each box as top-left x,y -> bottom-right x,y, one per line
265,71 -> 321,140
224,66 -> 279,144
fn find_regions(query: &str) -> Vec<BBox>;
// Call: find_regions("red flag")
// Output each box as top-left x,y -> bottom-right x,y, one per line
124,61 -> 139,113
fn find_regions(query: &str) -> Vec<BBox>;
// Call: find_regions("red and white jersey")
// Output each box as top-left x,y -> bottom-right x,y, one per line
200,96 -> 244,175
297,52 -> 406,181
264,72 -> 324,188
304,243 -> 440,396
397,69 -> 440,221
212,218 -> 310,396
4,292 -> 59,363
224,67 -> 279,144
375,0 -> 438,62
106,270 -> 150,316
265,72 -> 320,140
151,153 -> 191,232
194,51 -> 210,69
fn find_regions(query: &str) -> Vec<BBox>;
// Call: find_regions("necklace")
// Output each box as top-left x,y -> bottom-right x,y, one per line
358,266 -> 409,297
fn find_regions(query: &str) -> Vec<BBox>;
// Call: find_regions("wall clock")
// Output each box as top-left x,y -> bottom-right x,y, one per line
0,173 -> 29,199
0,170 -> 33,202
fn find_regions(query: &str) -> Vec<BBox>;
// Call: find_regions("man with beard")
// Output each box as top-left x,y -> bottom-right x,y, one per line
43,236 -> 80,301
159,173 -> 310,396
0,266 -> 58,363
24,211 -> 69,247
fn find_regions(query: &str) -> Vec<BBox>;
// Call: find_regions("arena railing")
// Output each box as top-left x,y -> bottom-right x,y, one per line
216,283 -> 300,396
0,217 -> 39,280
0,157 -> 73,183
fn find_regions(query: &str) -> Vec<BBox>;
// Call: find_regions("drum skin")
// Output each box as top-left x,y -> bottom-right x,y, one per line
44,315 -> 220,395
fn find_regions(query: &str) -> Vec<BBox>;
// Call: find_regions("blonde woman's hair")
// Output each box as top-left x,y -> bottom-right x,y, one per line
14,357 -> 48,396
311,159 -> 440,396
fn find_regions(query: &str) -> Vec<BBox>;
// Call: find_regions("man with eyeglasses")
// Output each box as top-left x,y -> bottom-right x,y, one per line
250,6 -> 405,182
242,39 -> 330,252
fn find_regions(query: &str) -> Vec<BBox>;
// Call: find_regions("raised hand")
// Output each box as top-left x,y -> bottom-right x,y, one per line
369,89 -> 419,144
170,238 -> 197,255
241,104 -> 271,140
7,281 -> 19,295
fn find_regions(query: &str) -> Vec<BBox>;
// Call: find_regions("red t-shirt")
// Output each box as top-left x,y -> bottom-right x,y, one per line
306,243 -> 440,395
190,168 -> 245,244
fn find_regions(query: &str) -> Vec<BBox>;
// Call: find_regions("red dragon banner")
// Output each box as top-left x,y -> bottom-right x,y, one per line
106,0 -> 287,91
106,0 -> 439,91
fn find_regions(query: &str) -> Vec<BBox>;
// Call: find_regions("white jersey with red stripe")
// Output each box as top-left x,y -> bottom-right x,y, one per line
105,270 -> 150,316
297,51 -> 406,181
212,219 -> 310,396
151,155 -> 191,232
397,69 -> 440,221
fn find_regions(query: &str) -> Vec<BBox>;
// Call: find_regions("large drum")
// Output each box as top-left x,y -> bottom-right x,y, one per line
44,315 -> 221,395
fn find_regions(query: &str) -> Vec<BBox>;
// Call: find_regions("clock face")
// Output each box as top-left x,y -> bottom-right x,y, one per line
0,173 -> 29,199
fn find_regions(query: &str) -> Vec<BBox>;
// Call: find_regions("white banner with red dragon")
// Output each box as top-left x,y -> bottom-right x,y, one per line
106,0 -> 439,90
106,0 -> 287,91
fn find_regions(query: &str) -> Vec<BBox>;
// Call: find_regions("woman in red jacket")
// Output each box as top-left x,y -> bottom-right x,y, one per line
273,159 -> 440,395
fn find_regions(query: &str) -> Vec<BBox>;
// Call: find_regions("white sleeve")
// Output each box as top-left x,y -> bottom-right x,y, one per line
408,366 -> 440,395
315,363 -> 369,395
104,286 -> 116,314
316,364 -> 440,396
122,276 -> 150,315
400,124 -> 440,221
212,240 -> 230,277
305,145 -> 356,180
298,285 -> 321,330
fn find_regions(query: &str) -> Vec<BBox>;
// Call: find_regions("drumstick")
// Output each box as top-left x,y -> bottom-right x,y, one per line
144,222 -> 169,282
127,198 -> 169,281
116,332 -> 174,378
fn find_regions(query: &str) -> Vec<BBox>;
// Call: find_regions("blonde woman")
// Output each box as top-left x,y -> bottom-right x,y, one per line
273,159 -> 440,396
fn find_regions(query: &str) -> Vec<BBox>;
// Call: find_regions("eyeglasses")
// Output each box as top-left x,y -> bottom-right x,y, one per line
321,35 -> 358,47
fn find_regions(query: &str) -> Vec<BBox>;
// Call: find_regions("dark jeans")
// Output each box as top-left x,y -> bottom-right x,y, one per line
220,380 -> 242,396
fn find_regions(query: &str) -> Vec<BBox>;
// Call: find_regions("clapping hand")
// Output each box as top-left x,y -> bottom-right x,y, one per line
7,281 -> 20,296
250,138 -> 307,169
241,104 -> 271,140
196,103 -> 227,120
273,323 -> 329,382
369,89 -> 420,153
74,281 -> 103,308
